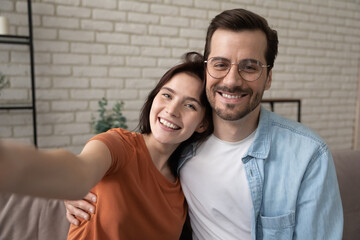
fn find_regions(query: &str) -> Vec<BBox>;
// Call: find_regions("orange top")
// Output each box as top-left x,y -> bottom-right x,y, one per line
67,128 -> 186,240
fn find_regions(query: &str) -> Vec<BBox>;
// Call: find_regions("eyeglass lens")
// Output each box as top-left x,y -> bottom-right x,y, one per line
206,58 -> 265,81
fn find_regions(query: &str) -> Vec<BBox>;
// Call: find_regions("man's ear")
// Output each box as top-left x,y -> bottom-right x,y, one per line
265,70 -> 272,90
195,120 -> 207,133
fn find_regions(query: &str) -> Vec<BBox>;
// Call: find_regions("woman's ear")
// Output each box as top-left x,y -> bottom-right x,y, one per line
195,120 -> 207,133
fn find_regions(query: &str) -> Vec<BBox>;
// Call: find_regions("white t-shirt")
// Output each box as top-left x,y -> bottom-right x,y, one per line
180,132 -> 255,240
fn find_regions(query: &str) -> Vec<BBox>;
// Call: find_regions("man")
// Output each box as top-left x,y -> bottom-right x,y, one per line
178,9 -> 343,239
66,9 -> 343,240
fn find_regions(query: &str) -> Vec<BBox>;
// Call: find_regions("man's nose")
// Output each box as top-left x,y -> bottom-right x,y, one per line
223,64 -> 245,86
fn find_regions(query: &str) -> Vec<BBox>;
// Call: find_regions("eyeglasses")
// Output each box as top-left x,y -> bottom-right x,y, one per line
204,57 -> 270,82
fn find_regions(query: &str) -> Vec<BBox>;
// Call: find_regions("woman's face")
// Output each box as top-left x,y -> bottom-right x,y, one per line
149,72 -> 205,146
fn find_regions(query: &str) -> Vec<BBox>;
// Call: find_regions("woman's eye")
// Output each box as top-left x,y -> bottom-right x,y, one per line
162,93 -> 171,98
185,104 -> 196,110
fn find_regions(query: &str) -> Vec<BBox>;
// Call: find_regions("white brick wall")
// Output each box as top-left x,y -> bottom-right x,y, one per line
0,0 -> 359,153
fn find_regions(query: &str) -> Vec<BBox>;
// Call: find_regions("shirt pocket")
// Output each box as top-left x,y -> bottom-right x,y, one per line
259,211 -> 295,240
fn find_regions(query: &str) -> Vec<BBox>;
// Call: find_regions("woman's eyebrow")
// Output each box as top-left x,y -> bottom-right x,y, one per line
162,86 -> 201,105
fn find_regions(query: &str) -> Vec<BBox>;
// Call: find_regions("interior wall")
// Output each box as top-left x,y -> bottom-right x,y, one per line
0,0 -> 359,153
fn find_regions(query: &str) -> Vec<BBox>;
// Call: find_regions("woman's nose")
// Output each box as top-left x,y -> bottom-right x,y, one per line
166,102 -> 180,117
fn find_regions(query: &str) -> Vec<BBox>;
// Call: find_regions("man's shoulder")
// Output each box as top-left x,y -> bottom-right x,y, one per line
255,108 -> 332,167
261,108 -> 325,145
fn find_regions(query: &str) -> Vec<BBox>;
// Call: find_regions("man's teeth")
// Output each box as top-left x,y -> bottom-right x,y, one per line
222,93 -> 242,99
160,118 -> 180,130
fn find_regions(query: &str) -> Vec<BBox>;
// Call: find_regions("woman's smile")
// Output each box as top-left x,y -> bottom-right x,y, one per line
159,117 -> 181,130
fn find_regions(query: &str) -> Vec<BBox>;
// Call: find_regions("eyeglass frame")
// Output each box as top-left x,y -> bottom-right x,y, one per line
204,57 -> 271,82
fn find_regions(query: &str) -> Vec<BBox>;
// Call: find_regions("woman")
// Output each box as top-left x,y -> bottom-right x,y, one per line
0,52 -> 212,239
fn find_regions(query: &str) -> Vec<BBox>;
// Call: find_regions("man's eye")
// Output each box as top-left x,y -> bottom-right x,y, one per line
242,64 -> 258,72
213,62 -> 229,69
245,65 -> 256,70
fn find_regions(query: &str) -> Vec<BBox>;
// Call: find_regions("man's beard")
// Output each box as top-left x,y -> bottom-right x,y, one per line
207,86 -> 264,121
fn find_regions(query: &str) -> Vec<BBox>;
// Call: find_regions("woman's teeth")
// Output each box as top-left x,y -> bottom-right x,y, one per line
159,118 -> 180,130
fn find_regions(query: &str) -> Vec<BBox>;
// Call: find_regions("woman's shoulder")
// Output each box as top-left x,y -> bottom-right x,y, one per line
95,128 -> 145,151
99,128 -> 140,141
93,128 -> 146,172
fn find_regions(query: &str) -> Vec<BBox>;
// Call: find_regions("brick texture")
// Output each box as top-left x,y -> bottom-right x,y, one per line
0,0 -> 359,152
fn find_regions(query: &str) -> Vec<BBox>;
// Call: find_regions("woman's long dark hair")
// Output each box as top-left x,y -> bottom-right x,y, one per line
137,52 -> 213,177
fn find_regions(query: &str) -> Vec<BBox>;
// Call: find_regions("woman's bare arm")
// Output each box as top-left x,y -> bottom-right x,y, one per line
0,139 -> 111,200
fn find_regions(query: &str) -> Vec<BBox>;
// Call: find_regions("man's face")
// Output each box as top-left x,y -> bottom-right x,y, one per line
205,29 -> 272,121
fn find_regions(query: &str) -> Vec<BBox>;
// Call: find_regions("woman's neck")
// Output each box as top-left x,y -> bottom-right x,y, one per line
142,133 -> 179,182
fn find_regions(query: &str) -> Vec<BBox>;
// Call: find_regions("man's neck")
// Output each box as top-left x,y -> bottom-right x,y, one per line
212,106 -> 261,142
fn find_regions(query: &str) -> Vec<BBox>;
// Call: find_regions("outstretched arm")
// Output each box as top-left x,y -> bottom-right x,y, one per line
0,139 -> 111,200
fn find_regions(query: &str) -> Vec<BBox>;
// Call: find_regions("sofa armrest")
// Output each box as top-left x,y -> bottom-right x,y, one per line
0,193 -> 70,240
332,149 -> 360,240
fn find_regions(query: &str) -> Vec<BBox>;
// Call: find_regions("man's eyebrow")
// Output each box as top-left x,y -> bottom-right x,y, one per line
210,56 -> 259,63
210,56 -> 229,61
161,86 -> 202,106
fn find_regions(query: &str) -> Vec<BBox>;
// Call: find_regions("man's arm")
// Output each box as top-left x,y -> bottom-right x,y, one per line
65,192 -> 97,225
295,147 -> 343,239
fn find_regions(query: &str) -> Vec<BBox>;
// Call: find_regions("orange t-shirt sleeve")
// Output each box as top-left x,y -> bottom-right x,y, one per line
89,128 -> 131,176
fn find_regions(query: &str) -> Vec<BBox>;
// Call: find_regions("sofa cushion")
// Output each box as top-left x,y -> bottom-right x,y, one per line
332,150 -> 360,240
0,193 -> 70,240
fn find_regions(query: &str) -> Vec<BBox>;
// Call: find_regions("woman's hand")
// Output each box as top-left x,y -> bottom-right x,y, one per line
64,192 -> 97,226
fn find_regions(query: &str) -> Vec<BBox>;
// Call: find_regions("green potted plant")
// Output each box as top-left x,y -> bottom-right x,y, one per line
92,97 -> 128,134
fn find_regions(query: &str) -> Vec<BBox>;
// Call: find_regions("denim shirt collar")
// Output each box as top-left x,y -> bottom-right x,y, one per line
177,141 -> 197,174
243,106 -> 271,163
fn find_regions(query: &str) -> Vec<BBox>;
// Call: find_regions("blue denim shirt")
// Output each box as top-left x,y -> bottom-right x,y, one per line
178,106 -> 343,240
